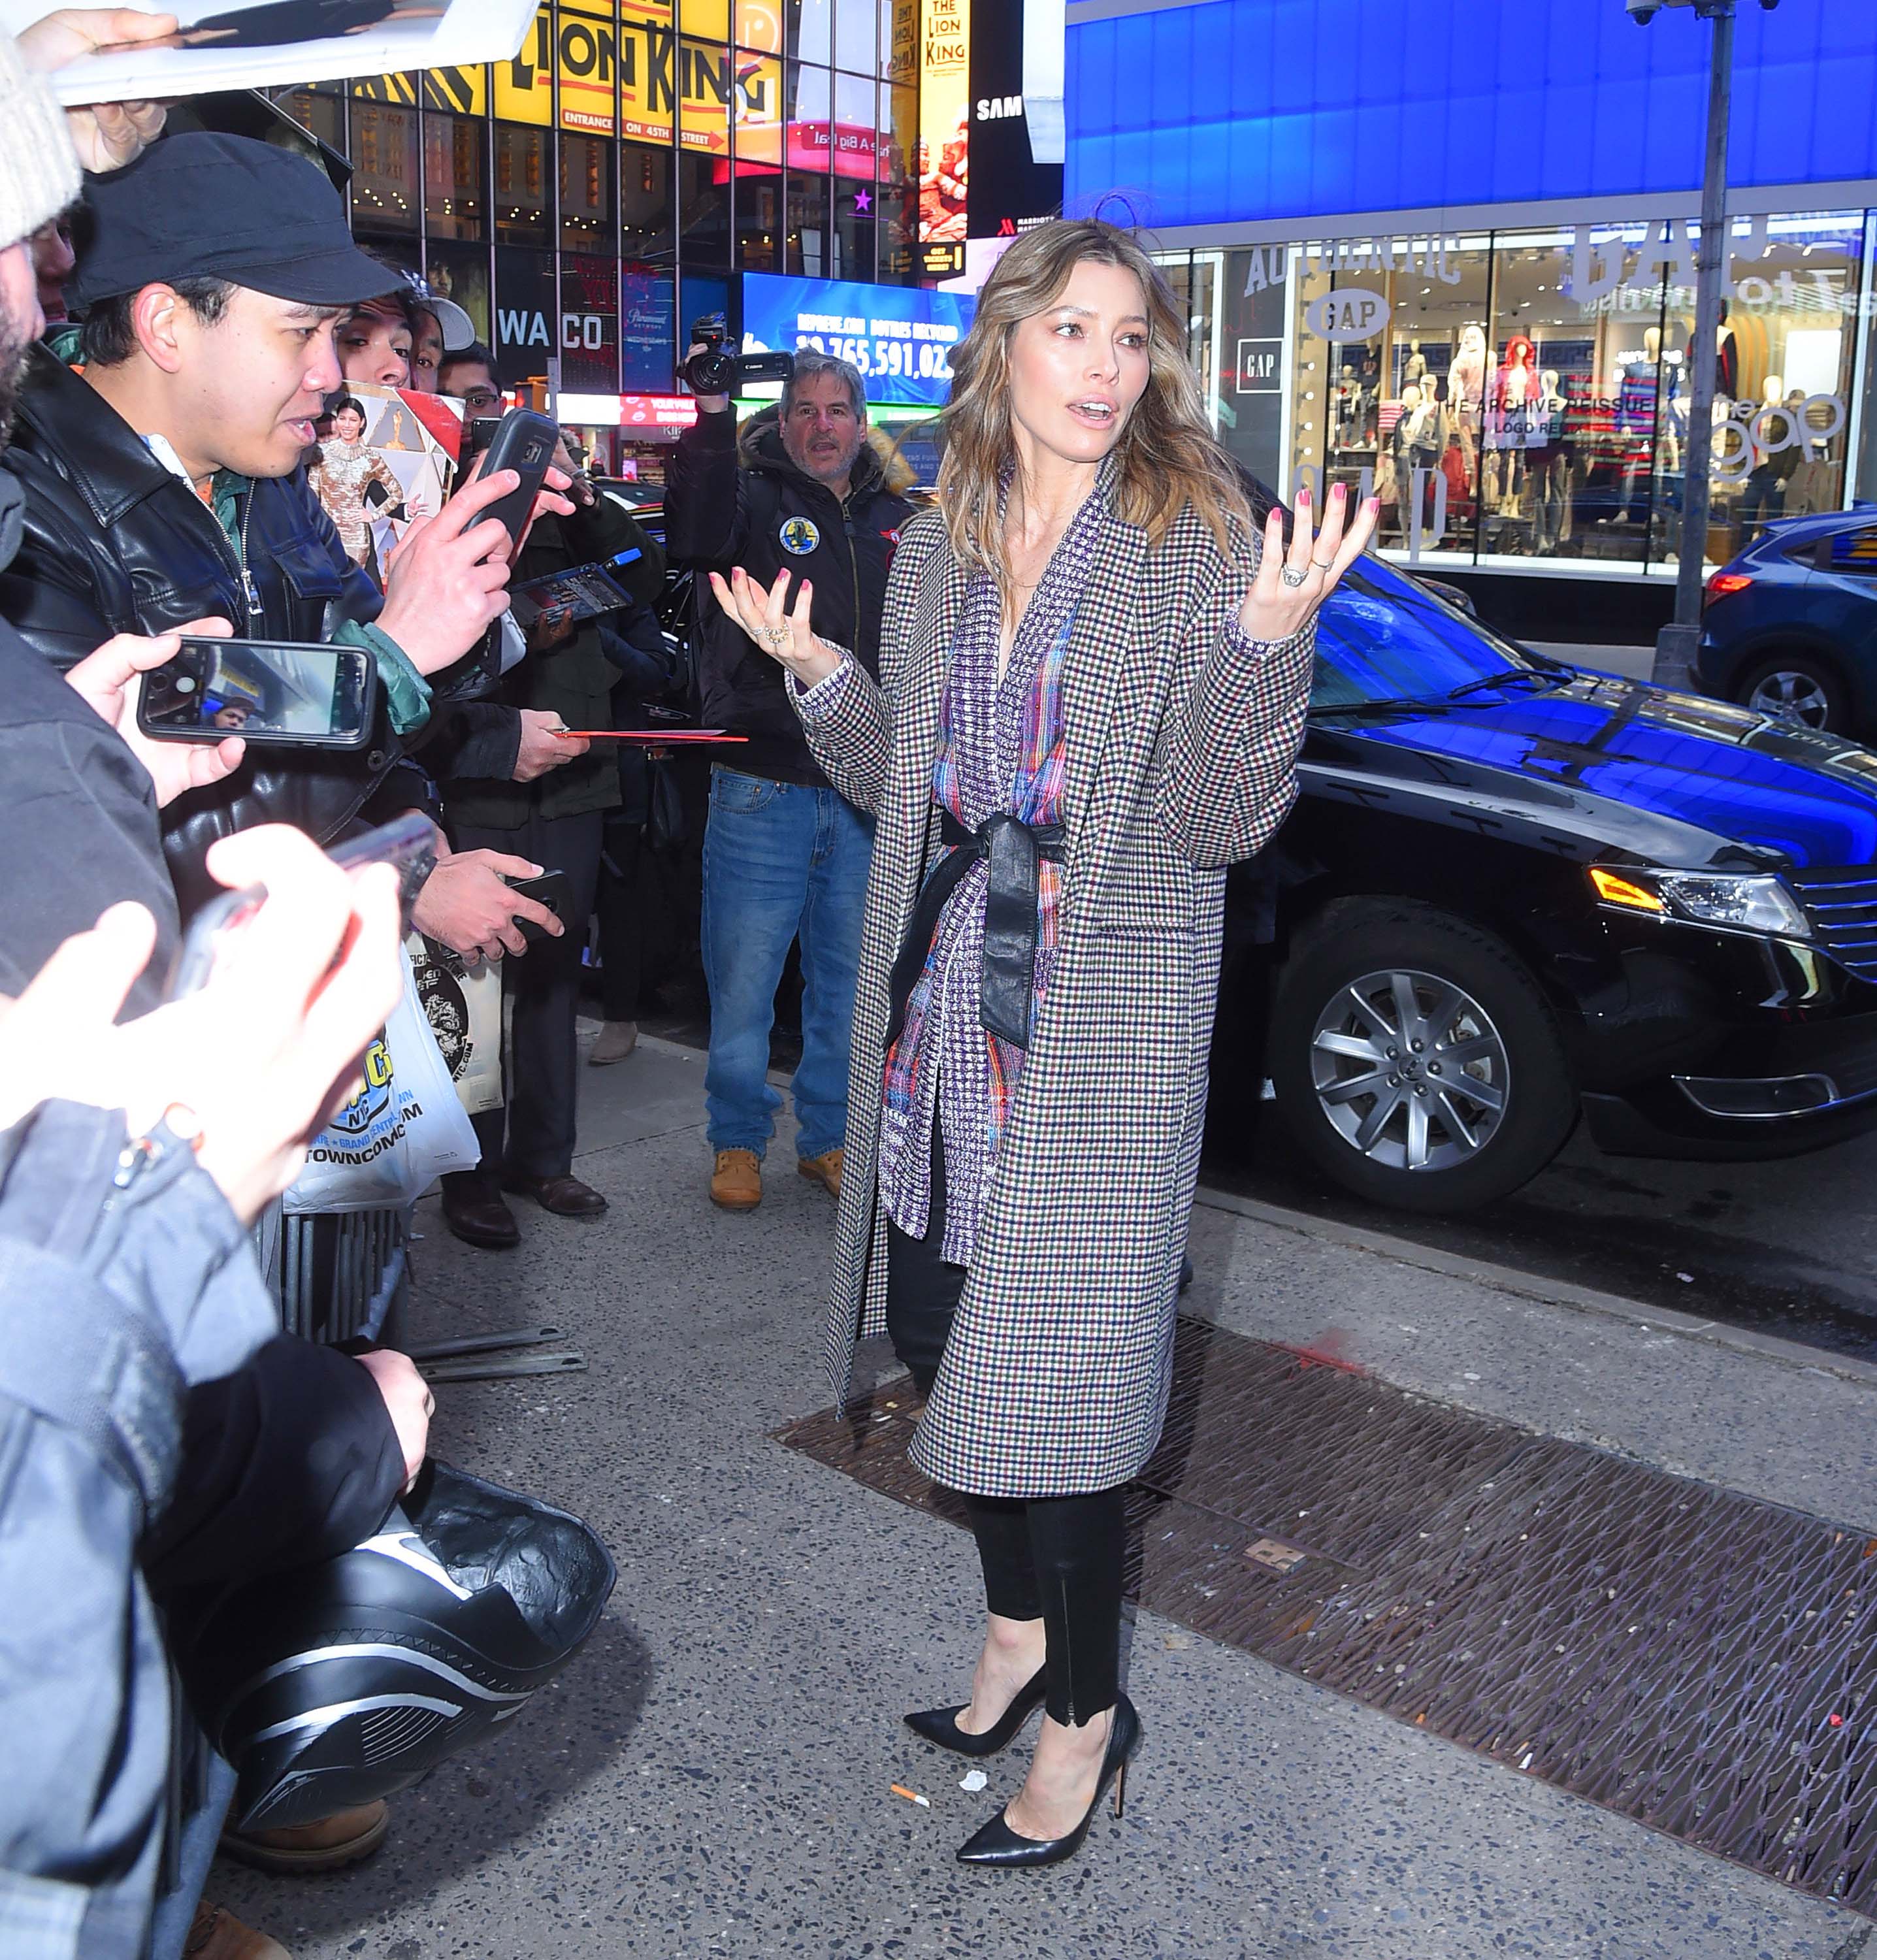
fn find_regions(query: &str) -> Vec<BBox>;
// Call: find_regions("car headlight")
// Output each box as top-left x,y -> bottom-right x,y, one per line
1588,865 -> 1811,938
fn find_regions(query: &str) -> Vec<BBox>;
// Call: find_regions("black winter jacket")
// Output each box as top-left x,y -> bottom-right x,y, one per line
0,346 -> 440,912
666,406 -> 913,786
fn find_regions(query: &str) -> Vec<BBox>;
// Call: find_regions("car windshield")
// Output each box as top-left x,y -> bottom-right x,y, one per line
1310,555 -> 1553,709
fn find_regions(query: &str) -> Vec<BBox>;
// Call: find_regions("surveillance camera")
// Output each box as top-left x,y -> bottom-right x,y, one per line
1625,0 -> 1663,19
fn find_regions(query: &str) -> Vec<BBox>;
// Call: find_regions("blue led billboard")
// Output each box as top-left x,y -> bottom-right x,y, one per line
1066,0 -> 1877,232
740,273 -> 976,410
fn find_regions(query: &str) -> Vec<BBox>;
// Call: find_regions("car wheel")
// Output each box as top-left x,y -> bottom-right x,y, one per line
1269,902 -> 1576,1213
1736,651 -> 1846,732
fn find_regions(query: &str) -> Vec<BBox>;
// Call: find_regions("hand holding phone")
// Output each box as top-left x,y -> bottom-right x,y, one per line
137,634 -> 378,749
65,619 -> 248,804
468,408 -> 561,559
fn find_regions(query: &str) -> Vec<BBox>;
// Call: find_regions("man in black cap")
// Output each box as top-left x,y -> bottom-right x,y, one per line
0,129 -> 560,931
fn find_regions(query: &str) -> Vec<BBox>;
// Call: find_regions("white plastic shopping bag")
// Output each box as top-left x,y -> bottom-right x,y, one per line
284,953 -> 481,1214
408,933 -> 504,1118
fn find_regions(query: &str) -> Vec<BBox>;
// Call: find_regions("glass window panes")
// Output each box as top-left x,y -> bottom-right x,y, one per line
877,178 -> 915,281
832,70 -> 874,180
493,122 -> 551,246
834,180 -> 875,280
424,112 -> 486,240
834,0 -> 875,76
561,133 -> 615,252
737,0 -> 783,51
679,149 -> 732,263
350,101 -> 420,237
787,171 -> 829,277
738,169 -> 783,270
621,140 -> 674,265
271,86 -> 344,154
789,60 -> 830,174
791,0 -> 832,64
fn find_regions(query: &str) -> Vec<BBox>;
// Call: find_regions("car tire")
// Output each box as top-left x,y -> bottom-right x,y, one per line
1269,900 -> 1576,1213
1734,649 -> 1848,732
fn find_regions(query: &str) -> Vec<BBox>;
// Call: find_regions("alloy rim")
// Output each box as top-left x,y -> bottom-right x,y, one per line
1748,670 -> 1832,728
1308,967 -> 1510,1173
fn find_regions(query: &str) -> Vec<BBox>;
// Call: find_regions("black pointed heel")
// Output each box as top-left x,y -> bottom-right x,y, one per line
904,1665 -> 1047,1758
955,1695 -> 1140,1869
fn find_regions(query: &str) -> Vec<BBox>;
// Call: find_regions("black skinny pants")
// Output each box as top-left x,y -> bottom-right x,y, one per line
885,1124 -> 1126,1727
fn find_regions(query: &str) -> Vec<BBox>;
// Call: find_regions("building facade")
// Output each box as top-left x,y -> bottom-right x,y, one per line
1068,0 -> 1877,621
286,0 -> 923,479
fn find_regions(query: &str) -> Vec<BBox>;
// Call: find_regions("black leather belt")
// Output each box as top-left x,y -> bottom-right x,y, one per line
887,806 -> 1065,1054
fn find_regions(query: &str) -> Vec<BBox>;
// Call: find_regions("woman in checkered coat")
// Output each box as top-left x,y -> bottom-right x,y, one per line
709,220 -> 1377,1868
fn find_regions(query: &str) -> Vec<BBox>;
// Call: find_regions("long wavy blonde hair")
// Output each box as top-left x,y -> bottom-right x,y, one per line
936,219 -> 1249,586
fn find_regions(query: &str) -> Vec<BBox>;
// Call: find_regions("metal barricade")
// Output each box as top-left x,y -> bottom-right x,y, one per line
257,1203 -> 411,1347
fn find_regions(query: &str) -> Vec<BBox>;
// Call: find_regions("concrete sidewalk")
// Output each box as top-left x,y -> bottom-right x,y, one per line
215,1035 -> 1876,1959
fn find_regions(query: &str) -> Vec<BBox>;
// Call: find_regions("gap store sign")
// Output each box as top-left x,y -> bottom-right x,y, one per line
740,274 -> 977,412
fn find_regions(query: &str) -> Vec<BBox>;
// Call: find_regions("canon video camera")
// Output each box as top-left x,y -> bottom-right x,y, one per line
683,313 -> 794,398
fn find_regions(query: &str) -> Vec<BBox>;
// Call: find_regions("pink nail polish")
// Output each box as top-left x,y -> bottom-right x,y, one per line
1331,483 -> 1346,499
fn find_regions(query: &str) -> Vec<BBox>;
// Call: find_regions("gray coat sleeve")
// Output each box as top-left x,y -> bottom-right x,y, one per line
1156,527 -> 1317,867
0,1101 -> 274,1960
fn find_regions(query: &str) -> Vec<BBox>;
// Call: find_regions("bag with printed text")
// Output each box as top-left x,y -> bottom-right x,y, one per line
284,953 -> 481,1215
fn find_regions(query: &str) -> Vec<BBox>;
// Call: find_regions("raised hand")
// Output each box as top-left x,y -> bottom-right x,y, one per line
1237,482 -> 1380,645
65,618 -> 245,808
706,564 -> 841,689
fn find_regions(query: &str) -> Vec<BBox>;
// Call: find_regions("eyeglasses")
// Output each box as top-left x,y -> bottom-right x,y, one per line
456,386 -> 502,410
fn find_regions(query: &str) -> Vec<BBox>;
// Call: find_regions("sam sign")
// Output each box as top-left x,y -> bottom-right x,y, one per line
1306,287 -> 1391,344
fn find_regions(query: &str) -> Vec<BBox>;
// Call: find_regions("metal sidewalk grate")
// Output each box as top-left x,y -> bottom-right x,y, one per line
774,1318 -> 1877,1918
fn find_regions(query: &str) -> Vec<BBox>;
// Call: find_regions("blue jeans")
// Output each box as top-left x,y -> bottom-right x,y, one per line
702,767 -> 873,1162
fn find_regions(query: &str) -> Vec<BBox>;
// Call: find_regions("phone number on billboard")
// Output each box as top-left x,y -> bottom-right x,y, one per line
792,333 -> 956,383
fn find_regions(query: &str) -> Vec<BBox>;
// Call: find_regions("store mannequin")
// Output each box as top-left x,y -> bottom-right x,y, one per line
1685,308 -> 1739,402
1402,338 -> 1426,386
1497,335 -> 1535,409
1740,372 -> 1799,536
1530,367 -> 1570,554
1448,323 -> 1486,478
1392,382 -> 1441,540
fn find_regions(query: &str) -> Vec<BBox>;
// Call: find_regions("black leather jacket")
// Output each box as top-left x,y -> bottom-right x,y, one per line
0,345 -> 449,911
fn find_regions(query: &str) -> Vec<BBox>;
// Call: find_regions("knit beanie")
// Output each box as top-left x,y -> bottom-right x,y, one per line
0,33 -> 80,255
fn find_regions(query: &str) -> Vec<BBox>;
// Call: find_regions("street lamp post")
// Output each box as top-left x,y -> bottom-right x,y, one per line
1629,0 -> 1778,692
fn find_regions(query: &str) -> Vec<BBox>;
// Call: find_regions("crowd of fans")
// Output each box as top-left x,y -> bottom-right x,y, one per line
0,13 -> 681,1959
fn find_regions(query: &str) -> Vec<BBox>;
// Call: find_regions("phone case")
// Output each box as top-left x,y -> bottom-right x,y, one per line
476,410 -> 559,551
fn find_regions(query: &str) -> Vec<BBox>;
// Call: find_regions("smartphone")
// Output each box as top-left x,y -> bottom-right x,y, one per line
139,636 -> 378,749
506,868 -> 568,948
164,813 -> 439,1000
473,408 -> 559,558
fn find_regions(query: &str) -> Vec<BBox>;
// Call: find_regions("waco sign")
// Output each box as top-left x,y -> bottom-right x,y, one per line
1305,287 -> 1391,344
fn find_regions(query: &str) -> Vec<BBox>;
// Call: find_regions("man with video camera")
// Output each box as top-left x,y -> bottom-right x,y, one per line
667,327 -> 913,1212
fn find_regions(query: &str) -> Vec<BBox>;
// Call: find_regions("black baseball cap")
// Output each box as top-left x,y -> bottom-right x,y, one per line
68,131 -> 393,311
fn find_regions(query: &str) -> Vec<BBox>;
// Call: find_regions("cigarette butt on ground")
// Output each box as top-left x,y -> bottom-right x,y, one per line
890,1784 -> 931,1808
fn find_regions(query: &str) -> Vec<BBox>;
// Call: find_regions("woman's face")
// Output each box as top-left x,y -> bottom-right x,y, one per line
338,302 -> 412,387
333,405 -> 366,442
1004,257 -> 1153,472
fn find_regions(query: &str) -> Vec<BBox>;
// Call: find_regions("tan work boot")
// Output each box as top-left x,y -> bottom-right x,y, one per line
710,1148 -> 762,1210
184,1901 -> 292,1960
218,1799 -> 389,1875
797,1147 -> 843,1200
588,1019 -> 638,1065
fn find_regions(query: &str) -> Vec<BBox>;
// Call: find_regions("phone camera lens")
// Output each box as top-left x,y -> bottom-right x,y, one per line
175,676 -> 197,694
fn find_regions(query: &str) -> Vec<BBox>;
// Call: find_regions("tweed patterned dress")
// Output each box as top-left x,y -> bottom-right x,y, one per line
793,497 -> 1316,1497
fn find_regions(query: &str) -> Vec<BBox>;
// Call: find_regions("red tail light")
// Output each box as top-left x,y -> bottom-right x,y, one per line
1705,572 -> 1753,605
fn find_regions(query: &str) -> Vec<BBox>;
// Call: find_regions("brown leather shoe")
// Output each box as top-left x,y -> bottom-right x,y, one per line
219,1799 -> 389,1875
710,1148 -> 762,1210
503,1172 -> 609,1216
440,1173 -> 520,1249
797,1147 -> 843,1200
184,1901 -> 293,1959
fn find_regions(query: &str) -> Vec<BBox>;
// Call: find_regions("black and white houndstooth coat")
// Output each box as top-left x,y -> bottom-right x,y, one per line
795,495 -> 1315,1498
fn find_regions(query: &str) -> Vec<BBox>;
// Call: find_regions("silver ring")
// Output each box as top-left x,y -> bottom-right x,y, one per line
1311,559 -> 1334,572
758,624 -> 790,649
1279,563 -> 1309,588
